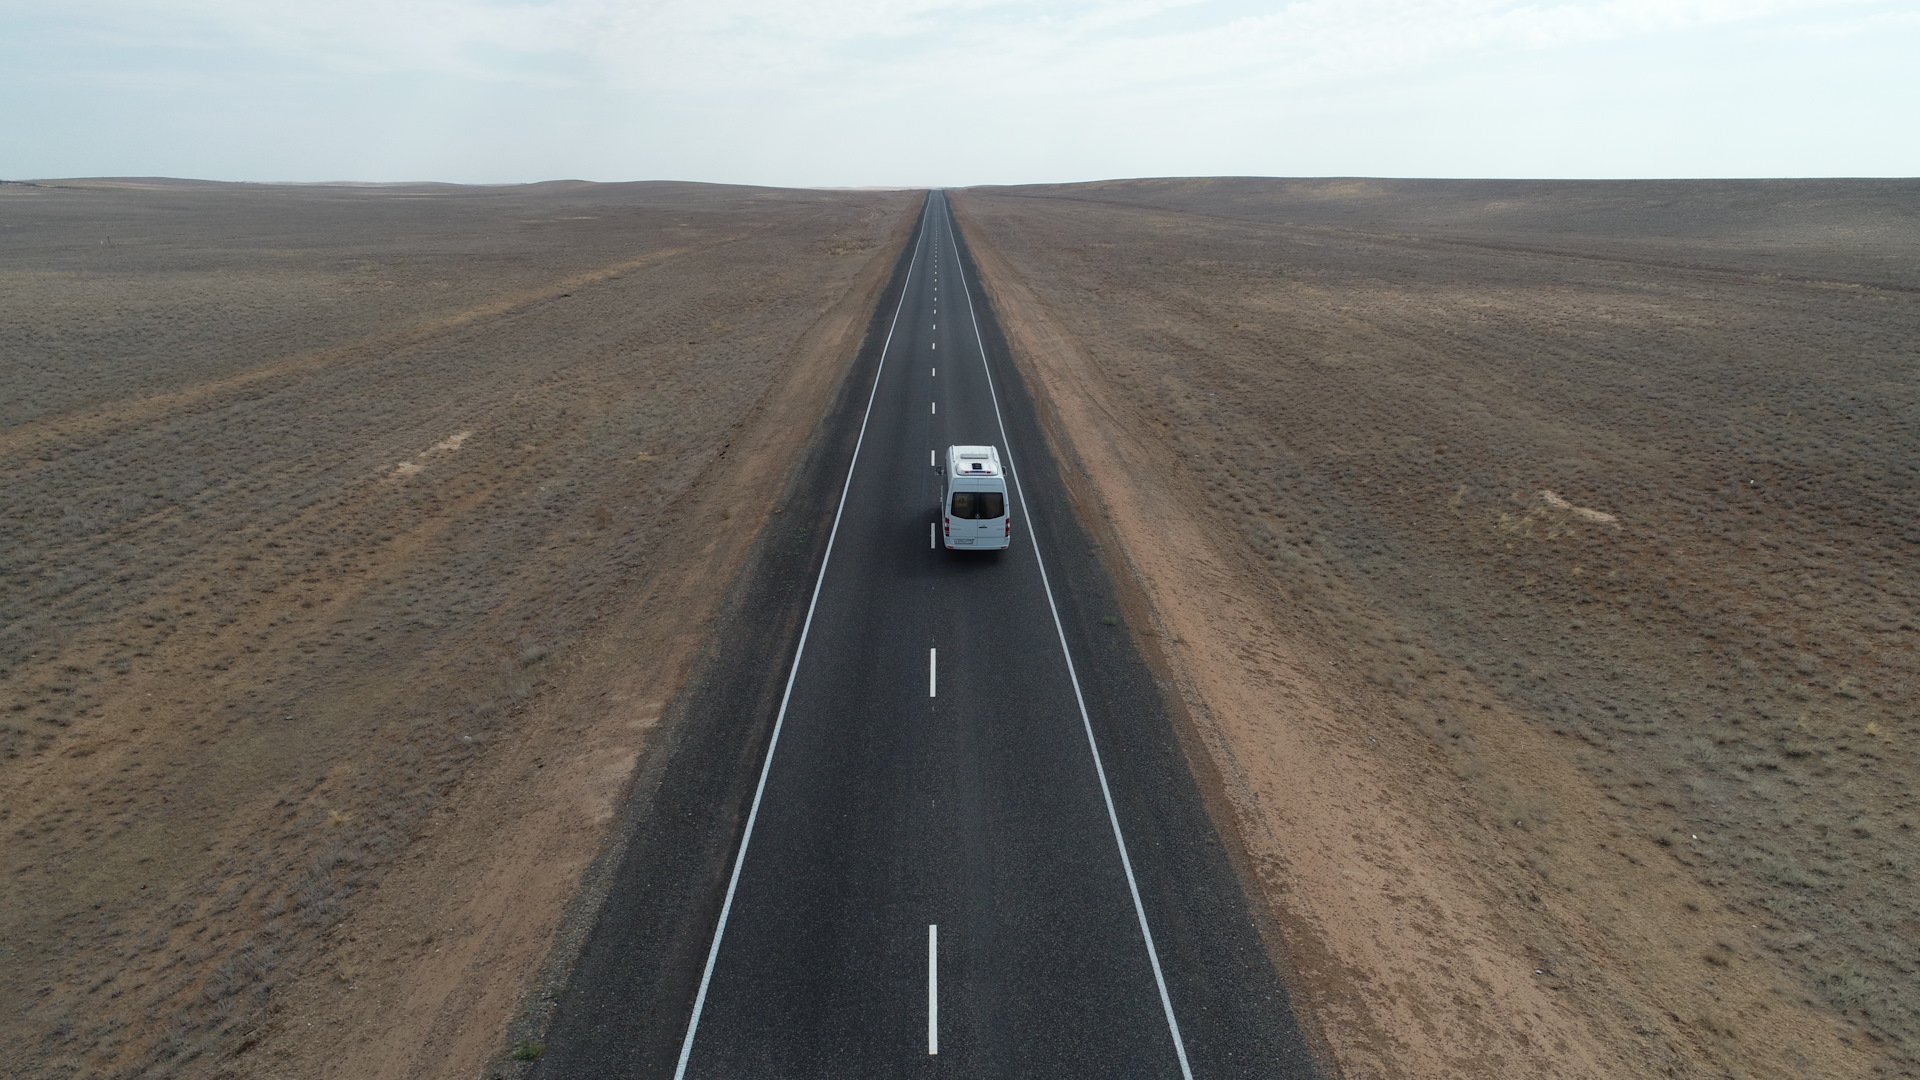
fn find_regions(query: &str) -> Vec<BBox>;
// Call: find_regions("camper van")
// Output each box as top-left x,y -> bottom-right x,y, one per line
942,444 -> 1011,550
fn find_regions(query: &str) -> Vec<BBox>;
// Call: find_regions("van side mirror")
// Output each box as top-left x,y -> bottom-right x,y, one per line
934,464 -> 945,475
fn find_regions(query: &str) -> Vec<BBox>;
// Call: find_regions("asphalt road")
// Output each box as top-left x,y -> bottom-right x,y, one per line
534,192 -> 1318,1079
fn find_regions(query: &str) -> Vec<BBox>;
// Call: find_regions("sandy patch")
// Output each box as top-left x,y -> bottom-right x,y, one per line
391,431 -> 474,480
1539,491 -> 1619,525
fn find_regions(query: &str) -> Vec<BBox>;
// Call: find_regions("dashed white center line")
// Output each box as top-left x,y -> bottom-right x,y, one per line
930,521 -> 935,548
931,401 -> 936,414
929,648 -> 936,697
932,367 -> 936,378
929,449 -> 935,466
928,924 -> 939,1055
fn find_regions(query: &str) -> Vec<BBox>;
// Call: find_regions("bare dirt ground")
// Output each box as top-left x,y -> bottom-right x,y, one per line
0,178 -> 918,1079
953,177 -> 1919,1079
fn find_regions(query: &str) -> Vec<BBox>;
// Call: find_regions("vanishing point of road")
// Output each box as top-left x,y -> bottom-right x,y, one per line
534,192 -> 1319,1078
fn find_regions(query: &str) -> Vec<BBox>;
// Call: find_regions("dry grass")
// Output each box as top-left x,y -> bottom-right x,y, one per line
0,177 -> 918,1078
956,177 -> 1918,1077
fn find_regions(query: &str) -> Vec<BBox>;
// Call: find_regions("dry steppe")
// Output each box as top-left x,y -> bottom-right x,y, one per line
954,177 -> 1919,1079
1,178 -> 918,1078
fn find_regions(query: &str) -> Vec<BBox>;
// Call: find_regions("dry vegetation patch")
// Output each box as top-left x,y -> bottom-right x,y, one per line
954,178 -> 1918,1078
0,178 -> 918,1078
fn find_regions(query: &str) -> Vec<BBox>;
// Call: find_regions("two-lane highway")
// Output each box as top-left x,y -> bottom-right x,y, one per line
535,192 -> 1318,1078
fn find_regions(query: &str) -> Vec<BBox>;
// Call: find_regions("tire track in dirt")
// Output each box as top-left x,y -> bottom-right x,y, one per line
0,243 -> 712,464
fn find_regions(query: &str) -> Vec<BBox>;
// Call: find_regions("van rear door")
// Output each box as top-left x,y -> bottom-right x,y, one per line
946,482 -> 1008,549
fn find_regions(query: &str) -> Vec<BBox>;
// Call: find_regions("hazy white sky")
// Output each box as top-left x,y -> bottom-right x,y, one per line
3,0 -> 1915,185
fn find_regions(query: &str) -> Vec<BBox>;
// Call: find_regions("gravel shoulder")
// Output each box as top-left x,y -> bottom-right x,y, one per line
953,178 -> 1918,1079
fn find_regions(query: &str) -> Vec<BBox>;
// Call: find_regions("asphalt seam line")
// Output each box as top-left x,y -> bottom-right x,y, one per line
929,924 -> 940,1056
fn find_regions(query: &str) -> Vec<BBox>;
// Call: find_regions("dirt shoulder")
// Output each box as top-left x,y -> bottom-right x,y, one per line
953,180 -> 1915,1079
0,180 -> 921,1079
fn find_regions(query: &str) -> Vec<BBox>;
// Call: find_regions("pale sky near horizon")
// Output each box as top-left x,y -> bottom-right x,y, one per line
3,0 -> 1916,186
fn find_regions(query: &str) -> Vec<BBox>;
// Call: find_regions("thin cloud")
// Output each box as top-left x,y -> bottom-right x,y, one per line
1,0 -> 1910,181
22,0 -> 1862,90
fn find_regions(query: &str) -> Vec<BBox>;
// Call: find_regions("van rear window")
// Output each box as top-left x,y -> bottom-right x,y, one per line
950,490 -> 1006,520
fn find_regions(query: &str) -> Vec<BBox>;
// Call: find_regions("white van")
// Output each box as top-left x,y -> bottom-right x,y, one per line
942,445 -> 1011,550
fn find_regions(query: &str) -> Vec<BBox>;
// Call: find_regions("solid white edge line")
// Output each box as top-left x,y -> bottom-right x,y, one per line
940,193 -> 1197,1080
929,924 -> 939,1055
671,196 -> 932,1080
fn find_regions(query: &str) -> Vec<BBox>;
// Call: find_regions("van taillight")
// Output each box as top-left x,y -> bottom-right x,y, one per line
1006,518 -> 1012,534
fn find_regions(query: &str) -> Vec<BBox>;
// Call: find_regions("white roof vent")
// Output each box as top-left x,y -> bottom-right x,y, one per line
946,444 -> 1002,477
